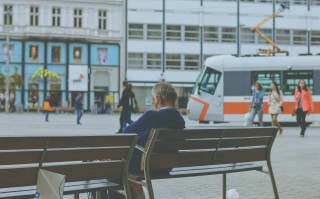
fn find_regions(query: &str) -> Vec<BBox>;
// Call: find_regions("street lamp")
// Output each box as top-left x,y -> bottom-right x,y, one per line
5,7 -> 12,113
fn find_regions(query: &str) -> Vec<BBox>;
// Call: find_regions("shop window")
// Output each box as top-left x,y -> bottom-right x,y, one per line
204,26 -> 219,42
283,71 -> 313,95
147,24 -> 162,40
129,24 -> 144,39
221,27 -> 236,43
185,26 -> 199,41
251,71 -> 281,94
166,54 -> 181,70
166,25 -> 181,41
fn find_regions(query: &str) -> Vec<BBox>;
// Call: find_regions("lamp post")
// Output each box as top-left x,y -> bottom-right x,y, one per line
5,7 -> 12,113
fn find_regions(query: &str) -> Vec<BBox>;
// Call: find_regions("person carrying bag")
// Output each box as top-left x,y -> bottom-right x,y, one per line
268,82 -> 284,135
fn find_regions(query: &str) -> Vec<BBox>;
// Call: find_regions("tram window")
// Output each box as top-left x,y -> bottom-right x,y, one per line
251,71 -> 280,94
199,68 -> 221,95
283,71 -> 313,95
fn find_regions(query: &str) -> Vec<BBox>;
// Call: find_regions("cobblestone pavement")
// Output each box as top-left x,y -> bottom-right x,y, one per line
0,112 -> 319,199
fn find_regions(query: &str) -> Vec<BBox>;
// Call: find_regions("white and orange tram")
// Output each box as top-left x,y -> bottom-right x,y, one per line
188,55 -> 320,124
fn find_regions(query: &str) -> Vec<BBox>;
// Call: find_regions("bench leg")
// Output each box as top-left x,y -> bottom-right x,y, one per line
267,162 -> 279,199
223,173 -> 227,199
74,193 -> 80,199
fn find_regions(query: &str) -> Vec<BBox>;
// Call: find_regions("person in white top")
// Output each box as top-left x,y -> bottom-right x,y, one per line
268,81 -> 284,135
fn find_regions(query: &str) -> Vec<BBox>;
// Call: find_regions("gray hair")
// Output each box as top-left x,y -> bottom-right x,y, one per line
152,82 -> 177,105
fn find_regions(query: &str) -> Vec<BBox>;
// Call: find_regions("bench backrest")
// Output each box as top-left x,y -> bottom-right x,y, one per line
143,127 -> 278,171
0,135 -> 138,189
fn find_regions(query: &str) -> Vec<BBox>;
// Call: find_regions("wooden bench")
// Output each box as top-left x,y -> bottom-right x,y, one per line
132,127 -> 279,199
0,135 -> 138,199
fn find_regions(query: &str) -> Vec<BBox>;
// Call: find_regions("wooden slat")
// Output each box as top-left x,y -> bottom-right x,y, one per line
149,148 -> 268,170
0,151 -> 42,165
47,135 -> 135,148
219,137 -> 271,148
44,148 -> 129,163
223,128 -> 276,138
153,139 -> 220,152
42,161 -> 124,182
155,129 -> 223,140
0,138 -> 46,150
0,167 -> 37,188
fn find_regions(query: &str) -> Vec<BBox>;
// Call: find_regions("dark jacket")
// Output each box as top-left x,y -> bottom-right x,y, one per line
124,108 -> 186,173
118,88 -> 131,109
75,96 -> 83,110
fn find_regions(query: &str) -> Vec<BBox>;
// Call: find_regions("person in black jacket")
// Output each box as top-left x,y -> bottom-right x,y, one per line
117,81 -> 131,133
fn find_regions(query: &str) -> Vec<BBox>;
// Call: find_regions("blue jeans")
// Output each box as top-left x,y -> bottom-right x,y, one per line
45,111 -> 49,121
76,109 -> 83,124
247,107 -> 264,127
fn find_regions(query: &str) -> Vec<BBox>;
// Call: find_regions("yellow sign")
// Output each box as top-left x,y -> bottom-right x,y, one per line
105,95 -> 114,104
31,66 -> 60,79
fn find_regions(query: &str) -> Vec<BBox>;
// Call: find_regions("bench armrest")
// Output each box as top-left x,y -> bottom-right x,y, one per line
135,145 -> 146,153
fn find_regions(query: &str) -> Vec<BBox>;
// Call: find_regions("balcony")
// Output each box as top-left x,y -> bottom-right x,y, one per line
0,25 -> 122,40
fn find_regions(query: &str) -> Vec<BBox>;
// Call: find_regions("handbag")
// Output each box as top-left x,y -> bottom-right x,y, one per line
133,98 -> 139,114
291,106 -> 297,116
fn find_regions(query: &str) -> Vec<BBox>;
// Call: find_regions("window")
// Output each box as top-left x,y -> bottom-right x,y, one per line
293,0 -> 307,4
128,53 -> 144,69
283,71 -> 313,95
241,28 -> 255,43
276,29 -> 290,45
204,26 -> 219,42
311,0 -> 320,5
199,67 -> 222,95
99,10 -> 107,30
185,26 -> 199,41
184,54 -> 199,70
221,27 -> 236,43
4,4 -> 13,25
251,71 -> 281,94
293,30 -> 307,45
257,28 -> 272,44
147,53 -> 161,69
30,6 -> 39,26
129,24 -> 144,39
166,25 -> 181,41
147,24 -> 161,40
311,31 -> 320,45
52,7 -> 61,27
166,54 -> 181,70
74,8 -> 82,28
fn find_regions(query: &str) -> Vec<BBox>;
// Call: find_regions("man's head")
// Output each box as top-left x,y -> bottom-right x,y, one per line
122,81 -> 129,88
151,82 -> 177,110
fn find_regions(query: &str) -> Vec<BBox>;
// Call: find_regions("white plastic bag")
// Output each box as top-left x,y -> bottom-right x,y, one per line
244,112 -> 250,126
226,189 -> 239,199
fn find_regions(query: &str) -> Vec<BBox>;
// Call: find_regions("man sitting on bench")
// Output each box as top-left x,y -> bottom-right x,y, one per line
123,82 -> 185,198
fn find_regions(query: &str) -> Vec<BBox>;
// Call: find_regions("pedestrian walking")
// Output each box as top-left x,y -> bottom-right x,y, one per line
127,84 -> 137,124
9,90 -> 16,112
294,79 -> 314,137
97,97 -> 102,114
247,82 -> 264,127
43,95 -> 54,122
116,81 -> 131,133
75,93 -> 83,125
268,81 -> 284,135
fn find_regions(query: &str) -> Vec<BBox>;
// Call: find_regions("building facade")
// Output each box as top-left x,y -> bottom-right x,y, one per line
0,0 -> 125,111
127,0 -> 320,109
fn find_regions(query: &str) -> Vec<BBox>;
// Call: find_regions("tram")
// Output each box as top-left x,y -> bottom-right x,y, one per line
188,55 -> 320,123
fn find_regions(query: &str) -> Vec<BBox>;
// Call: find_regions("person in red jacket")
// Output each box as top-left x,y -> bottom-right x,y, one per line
294,79 -> 314,137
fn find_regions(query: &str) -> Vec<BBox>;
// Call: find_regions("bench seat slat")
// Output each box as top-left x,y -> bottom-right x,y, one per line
149,148 -> 268,169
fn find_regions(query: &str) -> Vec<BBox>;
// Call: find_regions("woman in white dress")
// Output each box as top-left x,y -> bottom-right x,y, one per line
268,81 -> 284,135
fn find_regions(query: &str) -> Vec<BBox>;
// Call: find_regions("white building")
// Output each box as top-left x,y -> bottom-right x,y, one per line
127,0 -> 320,109
0,0 -> 125,111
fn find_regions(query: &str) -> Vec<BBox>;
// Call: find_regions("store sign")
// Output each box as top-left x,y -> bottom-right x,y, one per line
69,65 -> 88,91
31,66 -> 60,79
